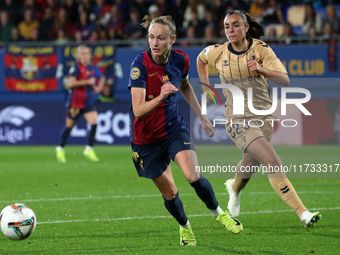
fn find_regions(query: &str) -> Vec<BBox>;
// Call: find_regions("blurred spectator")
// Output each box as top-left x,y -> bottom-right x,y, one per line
75,11 -> 96,41
322,22 -> 335,38
20,0 -> 40,20
10,27 -> 23,42
282,22 -> 297,37
123,10 -> 144,40
115,0 -> 130,22
64,0 -> 79,24
187,9 -> 206,38
154,0 -> 167,16
90,0 -> 111,23
44,0 -> 60,15
203,24 -> 217,40
305,25 -> 319,44
89,30 -> 99,41
183,0 -> 206,28
168,0 -> 187,36
79,0 -> 92,15
302,3 -> 322,35
52,7 -> 74,39
181,24 -> 196,47
107,26 -> 117,40
209,0 -> 226,24
148,5 -> 160,19
261,0 -> 284,25
74,30 -> 82,42
3,0 -> 21,25
99,28 -> 107,40
203,10 -> 219,37
19,9 -> 40,40
249,0 -> 266,20
322,4 -> 340,34
0,11 -> 15,43
56,29 -> 69,44
39,7 -> 54,41
28,27 -> 39,41
279,22 -> 298,44
225,0 -> 249,12
265,27 -> 278,45
131,0 -> 151,21
106,5 -> 124,39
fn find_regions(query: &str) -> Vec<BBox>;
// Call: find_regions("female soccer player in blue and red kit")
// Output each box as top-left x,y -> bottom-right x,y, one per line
56,45 -> 105,163
128,15 -> 243,246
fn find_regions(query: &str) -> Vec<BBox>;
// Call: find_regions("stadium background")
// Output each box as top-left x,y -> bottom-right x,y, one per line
0,0 -> 339,147
0,1 -> 339,253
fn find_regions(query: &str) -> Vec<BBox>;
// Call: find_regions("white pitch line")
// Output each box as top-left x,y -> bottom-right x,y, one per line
37,207 -> 340,225
0,190 -> 334,204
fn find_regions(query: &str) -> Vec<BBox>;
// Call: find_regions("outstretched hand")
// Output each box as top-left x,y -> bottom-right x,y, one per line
201,115 -> 215,138
206,91 -> 216,103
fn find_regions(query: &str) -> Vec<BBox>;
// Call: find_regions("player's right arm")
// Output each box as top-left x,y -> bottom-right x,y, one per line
128,55 -> 177,120
131,84 -> 178,120
197,46 -> 215,102
68,65 -> 96,88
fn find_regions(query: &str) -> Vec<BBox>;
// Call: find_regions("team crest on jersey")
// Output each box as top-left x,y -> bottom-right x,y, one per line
130,67 -> 141,80
248,53 -> 255,60
162,75 -> 169,84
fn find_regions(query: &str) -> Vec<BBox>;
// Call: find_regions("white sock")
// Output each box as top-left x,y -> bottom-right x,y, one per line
85,145 -> 93,151
180,220 -> 190,228
56,146 -> 64,151
209,206 -> 223,217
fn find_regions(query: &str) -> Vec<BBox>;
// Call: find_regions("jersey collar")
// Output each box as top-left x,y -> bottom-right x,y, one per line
147,48 -> 169,66
228,37 -> 253,55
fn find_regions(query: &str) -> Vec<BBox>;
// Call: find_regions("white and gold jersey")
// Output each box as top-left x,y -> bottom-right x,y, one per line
199,37 -> 287,118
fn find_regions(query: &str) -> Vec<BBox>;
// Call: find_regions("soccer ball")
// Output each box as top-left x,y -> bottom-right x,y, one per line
0,203 -> 36,240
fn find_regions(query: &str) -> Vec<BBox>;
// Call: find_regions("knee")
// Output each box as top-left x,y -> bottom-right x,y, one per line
187,177 -> 199,184
162,190 -> 178,200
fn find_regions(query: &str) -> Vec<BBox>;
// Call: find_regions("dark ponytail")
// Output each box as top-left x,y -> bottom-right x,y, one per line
244,13 -> 264,39
225,10 -> 264,39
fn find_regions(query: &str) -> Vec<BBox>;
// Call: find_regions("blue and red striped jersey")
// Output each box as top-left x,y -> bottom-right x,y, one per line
66,62 -> 102,109
128,48 -> 190,145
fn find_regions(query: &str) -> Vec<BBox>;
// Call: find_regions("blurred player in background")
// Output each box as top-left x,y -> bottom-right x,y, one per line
56,45 -> 105,163
128,15 -> 243,246
197,10 -> 321,228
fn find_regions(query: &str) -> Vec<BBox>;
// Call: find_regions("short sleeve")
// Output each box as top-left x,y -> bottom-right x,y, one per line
260,44 -> 287,74
127,55 -> 147,90
93,66 -> 103,78
68,64 -> 79,77
182,51 -> 190,80
198,46 -> 210,64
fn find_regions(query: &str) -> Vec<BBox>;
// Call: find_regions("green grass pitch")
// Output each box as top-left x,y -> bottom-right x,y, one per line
0,145 -> 339,254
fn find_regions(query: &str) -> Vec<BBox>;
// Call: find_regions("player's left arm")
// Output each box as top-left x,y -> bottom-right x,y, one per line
247,43 -> 289,86
247,60 -> 289,86
179,78 -> 215,138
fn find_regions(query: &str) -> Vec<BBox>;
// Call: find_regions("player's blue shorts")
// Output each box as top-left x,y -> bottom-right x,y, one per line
131,128 -> 195,179
67,105 -> 96,121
